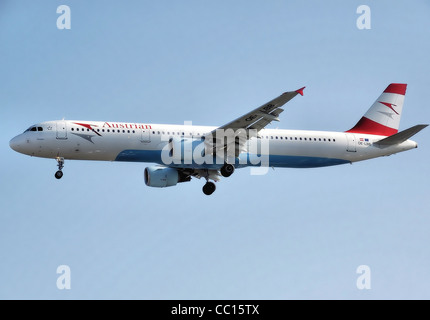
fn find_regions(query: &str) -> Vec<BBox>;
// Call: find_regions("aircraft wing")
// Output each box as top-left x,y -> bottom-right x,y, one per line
212,87 -> 305,133
204,87 -> 305,157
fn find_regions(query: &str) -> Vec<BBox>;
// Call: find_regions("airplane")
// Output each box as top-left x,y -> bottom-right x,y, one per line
9,83 -> 427,195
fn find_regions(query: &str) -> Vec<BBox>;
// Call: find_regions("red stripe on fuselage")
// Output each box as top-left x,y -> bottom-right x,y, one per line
346,117 -> 398,136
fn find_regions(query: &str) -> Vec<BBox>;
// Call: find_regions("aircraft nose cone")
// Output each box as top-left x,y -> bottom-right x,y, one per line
9,135 -> 22,152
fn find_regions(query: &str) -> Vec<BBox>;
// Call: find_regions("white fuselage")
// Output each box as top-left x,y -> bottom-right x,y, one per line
9,120 -> 418,169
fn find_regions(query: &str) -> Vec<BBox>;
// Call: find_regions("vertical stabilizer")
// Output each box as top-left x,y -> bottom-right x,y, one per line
347,83 -> 407,136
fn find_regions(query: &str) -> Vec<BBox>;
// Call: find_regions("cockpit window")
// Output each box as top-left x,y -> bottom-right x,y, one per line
24,126 -> 43,133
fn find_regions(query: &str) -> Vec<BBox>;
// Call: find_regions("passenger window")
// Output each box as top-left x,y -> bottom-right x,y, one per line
128,130 -> 130,133
133,130 -> 135,133
333,139 -> 336,142
275,136 -> 278,139
295,137 -> 297,140
102,129 -> 105,132
71,128 -> 74,131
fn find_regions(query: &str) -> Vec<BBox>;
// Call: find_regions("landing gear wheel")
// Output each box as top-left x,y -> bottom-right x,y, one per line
221,164 -> 235,177
202,182 -> 216,195
55,157 -> 65,180
55,170 -> 63,179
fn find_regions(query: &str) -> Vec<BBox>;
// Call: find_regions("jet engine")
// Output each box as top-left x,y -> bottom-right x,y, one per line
144,166 -> 190,188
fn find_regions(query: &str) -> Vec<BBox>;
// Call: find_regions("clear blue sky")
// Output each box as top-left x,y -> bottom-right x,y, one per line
1,0 -> 429,299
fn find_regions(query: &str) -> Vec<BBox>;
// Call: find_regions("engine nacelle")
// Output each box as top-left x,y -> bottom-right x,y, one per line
144,166 -> 179,188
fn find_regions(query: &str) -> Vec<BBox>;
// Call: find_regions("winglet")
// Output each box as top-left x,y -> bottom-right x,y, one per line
295,86 -> 305,96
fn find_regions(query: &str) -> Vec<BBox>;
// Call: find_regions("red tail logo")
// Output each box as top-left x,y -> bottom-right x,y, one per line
378,101 -> 399,115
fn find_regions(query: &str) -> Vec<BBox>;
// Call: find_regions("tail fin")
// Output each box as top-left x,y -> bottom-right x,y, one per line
347,83 -> 407,136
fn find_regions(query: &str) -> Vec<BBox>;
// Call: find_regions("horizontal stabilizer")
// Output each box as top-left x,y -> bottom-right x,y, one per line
375,124 -> 428,147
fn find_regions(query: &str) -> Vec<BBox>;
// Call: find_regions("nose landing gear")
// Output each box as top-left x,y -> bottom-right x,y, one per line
55,157 -> 64,179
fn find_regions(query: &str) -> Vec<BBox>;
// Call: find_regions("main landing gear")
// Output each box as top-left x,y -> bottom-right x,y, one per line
220,163 -> 234,177
202,181 -> 216,196
55,157 -> 64,179
202,164 -> 235,195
